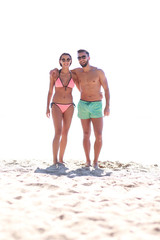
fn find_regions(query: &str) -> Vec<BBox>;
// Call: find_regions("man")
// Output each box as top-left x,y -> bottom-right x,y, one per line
72,49 -> 110,168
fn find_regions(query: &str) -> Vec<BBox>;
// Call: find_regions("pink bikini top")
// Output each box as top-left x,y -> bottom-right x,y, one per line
55,70 -> 74,90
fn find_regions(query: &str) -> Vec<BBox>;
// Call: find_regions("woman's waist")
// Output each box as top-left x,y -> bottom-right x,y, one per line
52,96 -> 73,104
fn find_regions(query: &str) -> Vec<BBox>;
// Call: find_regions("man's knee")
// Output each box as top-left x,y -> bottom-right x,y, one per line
95,133 -> 102,142
83,130 -> 90,139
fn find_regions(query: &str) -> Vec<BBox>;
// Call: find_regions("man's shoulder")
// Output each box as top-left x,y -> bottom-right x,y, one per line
96,68 -> 105,76
91,66 -> 104,74
93,66 -> 103,71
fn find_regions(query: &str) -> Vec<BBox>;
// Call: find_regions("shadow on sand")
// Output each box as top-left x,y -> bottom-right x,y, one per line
34,163 -> 112,178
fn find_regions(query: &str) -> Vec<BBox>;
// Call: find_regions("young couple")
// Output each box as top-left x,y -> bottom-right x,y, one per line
46,49 -> 110,168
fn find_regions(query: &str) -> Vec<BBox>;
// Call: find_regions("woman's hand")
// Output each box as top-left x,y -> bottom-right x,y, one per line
46,108 -> 50,118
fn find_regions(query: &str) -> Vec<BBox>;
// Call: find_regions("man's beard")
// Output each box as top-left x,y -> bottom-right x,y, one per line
80,60 -> 88,68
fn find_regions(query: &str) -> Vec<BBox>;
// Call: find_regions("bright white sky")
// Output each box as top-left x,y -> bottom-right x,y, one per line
0,0 -> 160,165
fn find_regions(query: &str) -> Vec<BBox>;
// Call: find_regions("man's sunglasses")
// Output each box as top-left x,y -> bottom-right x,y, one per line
61,58 -> 71,62
77,55 -> 87,60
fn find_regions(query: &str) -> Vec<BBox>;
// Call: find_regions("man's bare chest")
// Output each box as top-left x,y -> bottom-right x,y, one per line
78,71 -> 99,84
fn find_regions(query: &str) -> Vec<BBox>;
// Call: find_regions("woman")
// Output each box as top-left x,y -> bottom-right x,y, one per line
46,53 -> 78,165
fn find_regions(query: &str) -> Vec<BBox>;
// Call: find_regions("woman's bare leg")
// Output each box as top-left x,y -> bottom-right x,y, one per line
51,105 -> 63,164
59,106 -> 74,163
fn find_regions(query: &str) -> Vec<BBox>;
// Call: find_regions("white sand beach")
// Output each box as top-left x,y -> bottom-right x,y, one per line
0,159 -> 160,240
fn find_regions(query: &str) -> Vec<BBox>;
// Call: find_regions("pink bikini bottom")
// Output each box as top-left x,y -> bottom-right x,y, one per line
51,102 -> 75,113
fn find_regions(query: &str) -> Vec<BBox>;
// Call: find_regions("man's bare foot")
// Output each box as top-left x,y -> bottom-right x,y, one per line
53,160 -> 58,165
59,160 -> 65,164
58,162 -> 65,166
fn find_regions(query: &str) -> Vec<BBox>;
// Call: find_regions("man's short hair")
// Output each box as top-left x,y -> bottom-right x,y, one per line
77,49 -> 89,56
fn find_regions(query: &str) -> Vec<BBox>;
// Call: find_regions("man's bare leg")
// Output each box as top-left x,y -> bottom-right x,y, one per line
91,117 -> 103,168
81,119 -> 91,166
59,106 -> 74,163
52,105 -> 63,165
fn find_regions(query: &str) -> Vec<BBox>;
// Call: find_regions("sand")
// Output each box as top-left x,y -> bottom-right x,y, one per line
0,159 -> 160,240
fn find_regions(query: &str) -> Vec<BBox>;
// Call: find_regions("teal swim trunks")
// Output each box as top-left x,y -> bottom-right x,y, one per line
78,100 -> 103,119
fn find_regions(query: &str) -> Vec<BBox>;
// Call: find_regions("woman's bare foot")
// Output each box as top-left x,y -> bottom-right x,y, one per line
85,161 -> 91,167
93,161 -> 98,168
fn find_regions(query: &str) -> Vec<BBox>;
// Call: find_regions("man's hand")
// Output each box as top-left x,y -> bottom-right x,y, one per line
104,106 -> 110,116
50,68 -> 58,76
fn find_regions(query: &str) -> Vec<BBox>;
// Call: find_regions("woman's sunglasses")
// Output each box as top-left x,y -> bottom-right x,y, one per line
61,58 -> 71,62
77,55 -> 87,60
